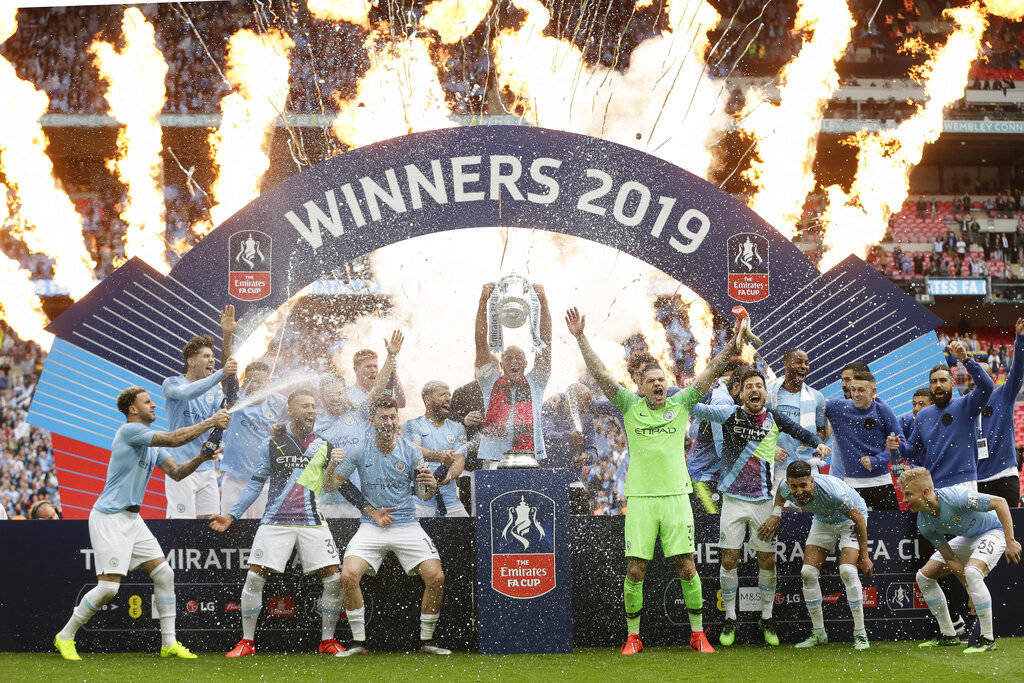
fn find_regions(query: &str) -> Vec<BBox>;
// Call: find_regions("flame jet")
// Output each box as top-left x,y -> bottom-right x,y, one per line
740,0 -> 854,239
0,7 -> 96,301
819,4 -> 988,271
91,7 -> 170,273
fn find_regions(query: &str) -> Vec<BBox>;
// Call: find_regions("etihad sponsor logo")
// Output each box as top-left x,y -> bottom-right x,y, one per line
634,426 -> 678,436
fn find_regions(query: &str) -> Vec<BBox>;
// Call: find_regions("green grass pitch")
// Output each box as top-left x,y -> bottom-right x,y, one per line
5,640 -> 1024,682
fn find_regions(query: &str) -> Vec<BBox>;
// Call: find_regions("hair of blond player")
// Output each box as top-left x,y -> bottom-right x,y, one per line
897,467 -> 933,491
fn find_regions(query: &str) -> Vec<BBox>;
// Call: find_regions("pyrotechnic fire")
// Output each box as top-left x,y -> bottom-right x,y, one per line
983,0 -> 1024,20
421,0 -> 493,44
0,7 -> 95,301
492,0 -> 727,177
740,0 -> 854,239
204,29 -> 295,232
332,31 -> 456,148
819,3 -> 988,271
0,188 -> 53,345
685,293 -> 715,375
90,7 -> 169,273
308,0 -> 372,27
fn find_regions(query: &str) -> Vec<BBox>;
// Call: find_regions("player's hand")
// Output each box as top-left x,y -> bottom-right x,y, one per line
441,458 -> 464,486
860,456 -> 872,472
886,433 -> 900,450
211,409 -> 231,429
269,422 -> 285,436
774,447 -> 789,463
208,514 -> 233,532
438,450 -> 455,467
568,431 -> 584,448
573,454 -> 588,467
416,467 -> 438,494
565,307 -> 586,336
857,554 -> 874,577
757,515 -> 780,542
221,304 -> 238,335
1016,317 -> 1024,337
385,330 -> 404,357
369,507 -> 397,528
464,410 -> 484,427
815,444 -> 831,459
1007,539 -> 1022,564
947,340 -> 968,362
329,448 -> 345,468
223,357 -> 238,377
481,282 -> 495,300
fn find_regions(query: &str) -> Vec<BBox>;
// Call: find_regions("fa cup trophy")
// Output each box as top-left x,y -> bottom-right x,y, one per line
486,274 -> 544,469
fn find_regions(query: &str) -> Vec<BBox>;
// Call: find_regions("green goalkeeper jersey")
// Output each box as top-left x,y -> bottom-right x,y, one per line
613,386 -> 700,497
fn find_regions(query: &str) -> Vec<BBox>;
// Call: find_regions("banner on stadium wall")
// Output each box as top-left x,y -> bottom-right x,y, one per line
27,126 -> 942,516
2,512 -> 1022,652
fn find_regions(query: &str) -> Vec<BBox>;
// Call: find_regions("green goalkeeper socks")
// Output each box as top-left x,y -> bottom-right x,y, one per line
624,578 -> 644,635
681,575 -> 704,632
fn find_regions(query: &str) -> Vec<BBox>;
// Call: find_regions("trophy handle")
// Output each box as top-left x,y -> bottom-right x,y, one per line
731,306 -> 763,347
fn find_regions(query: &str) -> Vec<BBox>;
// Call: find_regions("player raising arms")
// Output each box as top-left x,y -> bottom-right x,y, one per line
54,386 -> 231,661
759,461 -> 872,650
323,395 -> 447,656
898,467 -> 1021,653
566,306 -> 743,656
690,368 -> 830,648
209,389 -> 347,657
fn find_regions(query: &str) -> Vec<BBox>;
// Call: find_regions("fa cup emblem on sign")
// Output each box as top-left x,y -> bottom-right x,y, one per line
502,496 -> 545,550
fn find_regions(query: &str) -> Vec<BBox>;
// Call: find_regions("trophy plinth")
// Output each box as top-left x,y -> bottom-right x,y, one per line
497,449 -> 540,469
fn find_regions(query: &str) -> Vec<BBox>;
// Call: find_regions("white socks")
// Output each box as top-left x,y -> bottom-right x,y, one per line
59,580 -> 119,640
241,570 -> 266,641
720,568 -> 739,620
800,565 -> 824,631
346,607 -> 366,641
838,563 -> 865,631
420,613 -> 440,641
149,563 -> 177,647
917,570 -> 956,637
321,574 -> 343,641
758,568 -> 776,619
965,566 -> 994,640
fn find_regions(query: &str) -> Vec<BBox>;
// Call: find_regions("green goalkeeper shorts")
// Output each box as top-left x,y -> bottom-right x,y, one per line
624,494 -> 695,560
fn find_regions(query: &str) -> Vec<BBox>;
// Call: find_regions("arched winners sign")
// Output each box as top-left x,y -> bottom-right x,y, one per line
28,126 -> 942,518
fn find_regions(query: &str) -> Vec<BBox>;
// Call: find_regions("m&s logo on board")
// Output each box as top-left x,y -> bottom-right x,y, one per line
490,491 -> 555,599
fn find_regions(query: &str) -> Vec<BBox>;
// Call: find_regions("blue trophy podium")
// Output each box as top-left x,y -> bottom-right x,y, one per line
473,469 -> 574,654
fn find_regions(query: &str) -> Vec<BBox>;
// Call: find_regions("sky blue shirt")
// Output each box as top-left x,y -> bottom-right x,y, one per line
316,410 -> 366,504
161,370 -> 224,470
770,383 -> 826,471
402,415 -> 467,513
779,473 -> 867,525
335,431 -> 425,526
916,487 -> 1001,549
221,391 -> 287,480
94,422 -> 170,514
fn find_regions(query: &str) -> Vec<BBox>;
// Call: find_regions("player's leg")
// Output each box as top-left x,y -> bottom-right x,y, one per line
717,549 -> 741,646
57,511 -> 126,658
414,559 -> 450,654
228,564 -> 271,657
621,497 -> 656,654
795,540 -> 830,647
916,557 -> 960,646
838,546 -> 868,650
293,524 -> 344,653
747,499 -> 779,646
717,497 -> 745,644
663,495 -> 712,653
194,469 -> 220,520
962,530 -> 1006,653
137,556 -> 197,659
337,555 -> 373,656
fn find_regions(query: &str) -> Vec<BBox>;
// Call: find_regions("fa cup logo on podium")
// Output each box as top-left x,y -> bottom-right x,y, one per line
502,496 -> 546,551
